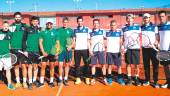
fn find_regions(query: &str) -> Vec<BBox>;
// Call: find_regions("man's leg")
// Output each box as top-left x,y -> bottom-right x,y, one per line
28,64 -> 33,89
6,69 -> 15,90
21,64 -> 28,88
39,61 -> 47,87
74,50 -> 82,84
142,48 -> 151,86
151,49 -> 159,88
49,61 -> 55,87
82,50 -> 90,85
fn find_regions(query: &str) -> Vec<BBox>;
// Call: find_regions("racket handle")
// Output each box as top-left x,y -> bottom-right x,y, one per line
38,56 -> 44,59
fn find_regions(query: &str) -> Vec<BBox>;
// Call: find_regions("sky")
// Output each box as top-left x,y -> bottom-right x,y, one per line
0,0 -> 170,12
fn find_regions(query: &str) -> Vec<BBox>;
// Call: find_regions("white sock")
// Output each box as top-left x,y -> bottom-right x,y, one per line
50,77 -> 54,83
64,76 -> 68,80
16,77 -> 20,83
135,75 -> 139,77
29,79 -> 32,84
128,74 -> 131,77
40,76 -> 44,84
59,76 -> 62,80
33,76 -> 37,82
23,77 -> 27,83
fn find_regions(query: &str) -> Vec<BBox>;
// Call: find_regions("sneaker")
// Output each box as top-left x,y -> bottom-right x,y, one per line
38,83 -> 45,88
7,84 -> 15,90
57,79 -> 63,86
90,79 -> 96,85
126,79 -> 133,85
143,81 -> 150,86
107,78 -> 113,85
161,83 -> 168,88
134,77 -> 141,86
117,78 -> 125,85
103,78 -> 108,85
49,82 -> 55,87
153,82 -> 160,88
23,82 -> 28,89
28,83 -> 33,90
75,78 -> 81,85
85,78 -> 90,85
33,81 -> 41,87
15,82 -> 22,89
63,80 -> 69,86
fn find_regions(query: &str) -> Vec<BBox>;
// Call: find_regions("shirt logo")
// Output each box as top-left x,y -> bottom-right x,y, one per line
0,34 -> 5,40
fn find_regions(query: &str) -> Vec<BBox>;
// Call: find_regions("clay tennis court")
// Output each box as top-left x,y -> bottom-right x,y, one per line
0,51 -> 170,96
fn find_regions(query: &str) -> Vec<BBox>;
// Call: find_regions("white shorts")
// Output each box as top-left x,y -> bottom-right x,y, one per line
0,57 -> 12,70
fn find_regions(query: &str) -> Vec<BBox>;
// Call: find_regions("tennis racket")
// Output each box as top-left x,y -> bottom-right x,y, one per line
86,42 -> 105,62
18,50 -> 44,63
66,37 -> 72,62
156,50 -> 170,62
0,53 -> 17,70
141,34 -> 159,51
125,32 -> 140,49
50,44 -> 63,55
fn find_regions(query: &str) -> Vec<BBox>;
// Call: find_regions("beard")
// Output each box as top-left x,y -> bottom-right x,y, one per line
15,19 -> 22,24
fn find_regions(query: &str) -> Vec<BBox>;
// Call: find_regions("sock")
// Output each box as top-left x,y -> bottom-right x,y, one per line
29,79 -> 32,84
103,75 -> 106,79
50,77 -> 54,83
16,77 -> 20,83
135,74 -> 139,78
128,76 -> 131,80
64,76 -> 68,80
33,76 -> 37,82
59,76 -> 62,80
40,76 -> 44,84
23,77 -> 27,83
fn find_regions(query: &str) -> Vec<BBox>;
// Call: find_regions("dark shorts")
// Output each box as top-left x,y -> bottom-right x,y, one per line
41,54 -> 56,62
27,52 -> 40,64
58,50 -> 72,63
10,49 -> 27,65
91,51 -> 105,65
106,52 -> 121,66
125,49 -> 140,65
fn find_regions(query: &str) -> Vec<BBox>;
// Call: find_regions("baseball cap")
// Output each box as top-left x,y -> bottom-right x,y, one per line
143,13 -> 151,18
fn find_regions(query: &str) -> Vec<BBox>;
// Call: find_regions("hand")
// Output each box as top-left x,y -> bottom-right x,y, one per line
23,51 -> 28,57
89,50 -> 94,56
42,52 -> 48,57
67,47 -> 71,51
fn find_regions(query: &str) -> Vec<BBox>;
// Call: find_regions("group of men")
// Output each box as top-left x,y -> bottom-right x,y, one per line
0,10 -> 169,91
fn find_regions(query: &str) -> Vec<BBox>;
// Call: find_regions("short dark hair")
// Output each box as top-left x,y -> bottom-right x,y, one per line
31,16 -> 39,21
77,16 -> 83,22
3,21 -> 9,24
110,20 -> 117,24
158,10 -> 167,15
14,12 -> 22,17
63,17 -> 69,22
93,18 -> 100,23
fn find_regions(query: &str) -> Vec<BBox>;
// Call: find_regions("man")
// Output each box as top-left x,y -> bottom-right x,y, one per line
39,19 -> 57,87
73,16 -> 91,85
57,17 -> 73,86
122,14 -> 141,86
0,21 -> 15,90
89,19 -> 107,85
157,10 -> 170,89
141,13 -> 159,88
22,16 -> 41,89
10,12 -> 29,88
105,20 -> 125,85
